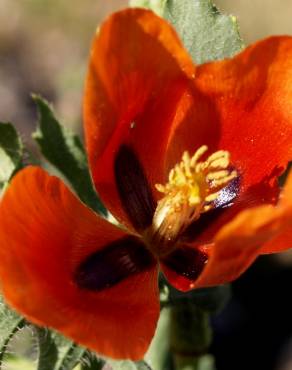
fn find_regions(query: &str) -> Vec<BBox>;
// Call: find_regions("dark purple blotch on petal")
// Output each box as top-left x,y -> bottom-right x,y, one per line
114,145 -> 156,231
162,246 -> 208,281
182,175 -> 240,242
213,173 -> 240,208
74,236 -> 155,291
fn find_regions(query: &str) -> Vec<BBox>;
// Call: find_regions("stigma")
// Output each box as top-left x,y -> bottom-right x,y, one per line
149,145 -> 237,254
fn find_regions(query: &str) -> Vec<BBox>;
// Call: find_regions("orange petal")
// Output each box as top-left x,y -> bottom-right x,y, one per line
0,167 -> 159,360
261,171 -> 292,254
164,36 -> 292,207
83,8 -> 195,231
195,36 -> 292,191
191,205 -> 280,289
163,172 -> 292,291
190,174 -> 292,289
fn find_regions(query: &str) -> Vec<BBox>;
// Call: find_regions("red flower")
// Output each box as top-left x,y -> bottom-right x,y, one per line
1,8 -> 292,361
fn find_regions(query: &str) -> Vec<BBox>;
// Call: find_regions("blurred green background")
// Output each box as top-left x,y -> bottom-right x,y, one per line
1,0 -> 292,145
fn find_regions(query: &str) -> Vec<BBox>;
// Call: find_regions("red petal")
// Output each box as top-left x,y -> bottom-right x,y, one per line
0,167 -> 159,360
83,8 -> 195,230
192,206 -> 279,289
261,171 -> 292,254
173,36 -> 292,192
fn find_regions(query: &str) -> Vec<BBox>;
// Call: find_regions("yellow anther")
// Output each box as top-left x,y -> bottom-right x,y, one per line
182,150 -> 191,164
151,145 -> 238,247
205,193 -> 219,202
206,170 -> 230,181
182,151 -> 192,177
203,204 -> 213,212
207,150 -> 229,162
155,184 -> 166,193
209,157 -> 229,169
210,171 -> 237,187
190,145 -> 208,167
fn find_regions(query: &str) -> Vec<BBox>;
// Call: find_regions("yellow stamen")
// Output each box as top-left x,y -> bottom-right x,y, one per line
150,146 -> 238,250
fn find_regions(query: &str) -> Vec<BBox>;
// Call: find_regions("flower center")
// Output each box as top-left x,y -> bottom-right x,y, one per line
146,145 -> 237,257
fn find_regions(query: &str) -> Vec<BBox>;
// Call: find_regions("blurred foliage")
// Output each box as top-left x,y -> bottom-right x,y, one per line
0,0 -> 127,145
0,296 -> 26,366
32,95 -> 107,215
1,0 -> 292,149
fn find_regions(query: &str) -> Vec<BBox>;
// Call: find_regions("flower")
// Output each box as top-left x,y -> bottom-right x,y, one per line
1,7 -> 292,361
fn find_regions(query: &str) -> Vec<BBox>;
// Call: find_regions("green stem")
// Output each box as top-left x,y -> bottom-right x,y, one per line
170,301 -> 214,370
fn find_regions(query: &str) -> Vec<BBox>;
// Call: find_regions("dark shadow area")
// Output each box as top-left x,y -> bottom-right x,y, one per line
211,255 -> 292,370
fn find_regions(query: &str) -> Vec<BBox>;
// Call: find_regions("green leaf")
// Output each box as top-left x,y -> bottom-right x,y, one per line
0,122 -> 23,189
0,297 -> 87,370
160,274 -> 231,314
170,303 -> 212,356
173,354 -> 215,370
107,360 -> 152,370
34,327 -> 58,370
164,0 -> 244,63
196,355 -> 216,370
168,284 -> 231,314
130,0 -> 244,64
34,328 -> 88,370
32,95 -> 107,216
129,0 -> 166,16
145,308 -> 171,370
4,357 -> 35,370
0,296 -> 26,368
80,351 -> 105,370
52,335 -> 86,370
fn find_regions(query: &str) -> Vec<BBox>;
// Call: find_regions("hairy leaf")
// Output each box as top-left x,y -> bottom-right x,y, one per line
32,95 -> 106,216
33,328 -> 88,370
53,335 -> 87,370
0,122 -> 23,189
0,296 -> 26,368
107,360 -> 152,370
80,351 -> 105,370
130,0 -> 244,63
129,0 -> 166,16
34,327 -> 58,370
0,300 -> 95,370
164,0 -> 244,63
